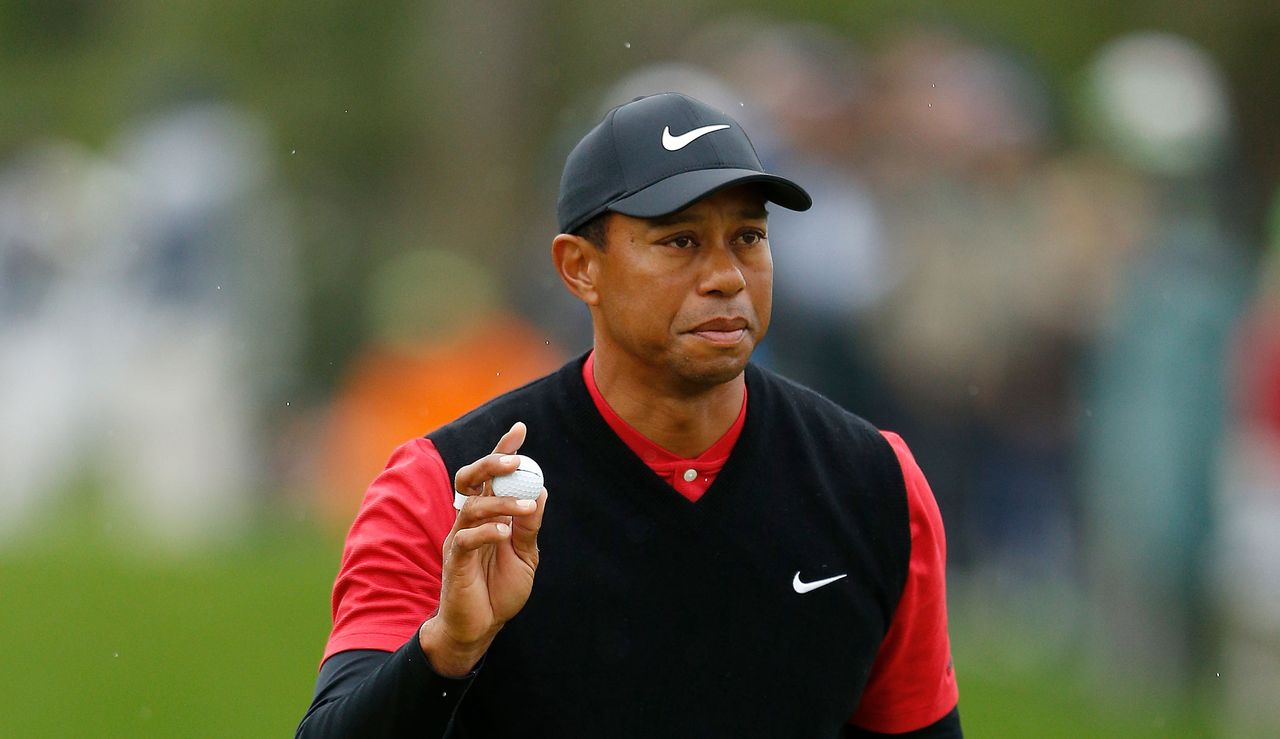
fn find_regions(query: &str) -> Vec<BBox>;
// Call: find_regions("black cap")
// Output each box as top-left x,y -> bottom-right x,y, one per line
557,93 -> 812,234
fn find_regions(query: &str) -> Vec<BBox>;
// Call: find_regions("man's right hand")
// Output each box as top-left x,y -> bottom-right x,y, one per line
418,422 -> 548,677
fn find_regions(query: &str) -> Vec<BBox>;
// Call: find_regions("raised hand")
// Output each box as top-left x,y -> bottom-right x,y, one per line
418,422 -> 548,677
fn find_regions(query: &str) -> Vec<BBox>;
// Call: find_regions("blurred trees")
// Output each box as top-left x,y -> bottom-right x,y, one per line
2,0 -> 1276,391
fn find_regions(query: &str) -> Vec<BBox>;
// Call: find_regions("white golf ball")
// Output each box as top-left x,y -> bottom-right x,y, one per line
492,455 -> 544,500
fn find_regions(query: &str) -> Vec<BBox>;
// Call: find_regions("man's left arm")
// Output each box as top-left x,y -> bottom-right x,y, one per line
846,431 -> 962,737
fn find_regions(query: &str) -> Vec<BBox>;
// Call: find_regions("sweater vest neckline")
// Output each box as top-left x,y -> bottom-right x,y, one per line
552,352 -> 764,522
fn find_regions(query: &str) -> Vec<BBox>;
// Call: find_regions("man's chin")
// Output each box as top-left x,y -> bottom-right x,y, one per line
672,344 -> 753,389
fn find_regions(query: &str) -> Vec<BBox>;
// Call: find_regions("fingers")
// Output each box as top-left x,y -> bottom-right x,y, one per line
455,494 -> 537,529
452,521 -> 512,552
510,489 -> 547,552
454,453 -> 521,497
447,495 -> 540,568
448,422 -> 542,563
446,493 -> 543,566
452,422 -> 528,498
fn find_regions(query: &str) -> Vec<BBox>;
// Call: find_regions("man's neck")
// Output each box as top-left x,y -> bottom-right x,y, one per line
589,348 -> 745,458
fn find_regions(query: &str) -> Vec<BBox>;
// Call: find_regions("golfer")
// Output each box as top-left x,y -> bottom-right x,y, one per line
298,92 -> 961,737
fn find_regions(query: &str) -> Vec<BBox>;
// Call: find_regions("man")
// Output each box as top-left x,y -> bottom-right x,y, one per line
298,93 -> 961,737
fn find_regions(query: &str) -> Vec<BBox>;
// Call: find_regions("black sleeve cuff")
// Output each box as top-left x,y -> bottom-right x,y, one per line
296,635 -> 482,738
843,706 -> 963,738
393,632 -> 481,712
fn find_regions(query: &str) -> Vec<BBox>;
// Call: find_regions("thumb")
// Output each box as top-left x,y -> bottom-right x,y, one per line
491,422 -> 527,456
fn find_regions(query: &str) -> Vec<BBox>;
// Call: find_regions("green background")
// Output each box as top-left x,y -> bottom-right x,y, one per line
3,1 -> 1276,735
0,512 -> 1212,737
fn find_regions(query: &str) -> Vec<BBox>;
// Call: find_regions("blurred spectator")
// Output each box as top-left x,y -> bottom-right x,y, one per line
316,248 -> 563,527
1217,191 -> 1280,734
1077,32 -> 1247,698
0,102 -> 299,549
0,141 -> 123,540
858,29 -> 1086,586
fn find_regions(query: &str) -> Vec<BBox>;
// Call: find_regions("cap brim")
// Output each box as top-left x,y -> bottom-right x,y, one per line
608,168 -> 812,220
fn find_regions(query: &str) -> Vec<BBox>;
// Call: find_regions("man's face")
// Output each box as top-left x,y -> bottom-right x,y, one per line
591,185 -> 772,390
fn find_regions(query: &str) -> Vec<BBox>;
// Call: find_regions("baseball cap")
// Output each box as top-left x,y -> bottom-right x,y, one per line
557,93 -> 812,234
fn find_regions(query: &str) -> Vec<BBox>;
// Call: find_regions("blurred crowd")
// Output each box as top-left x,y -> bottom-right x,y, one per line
0,102 -> 300,548
2,16 -> 1278,734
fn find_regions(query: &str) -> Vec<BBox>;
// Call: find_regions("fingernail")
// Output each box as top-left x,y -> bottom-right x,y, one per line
515,499 -> 536,510
496,523 -> 511,536
500,455 -> 519,465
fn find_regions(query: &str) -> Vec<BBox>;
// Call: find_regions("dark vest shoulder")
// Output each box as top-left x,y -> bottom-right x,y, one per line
427,366 -> 566,453
744,362 -> 896,466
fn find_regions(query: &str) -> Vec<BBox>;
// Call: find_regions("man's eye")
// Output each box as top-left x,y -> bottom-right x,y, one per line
739,231 -> 765,245
670,236 -> 695,249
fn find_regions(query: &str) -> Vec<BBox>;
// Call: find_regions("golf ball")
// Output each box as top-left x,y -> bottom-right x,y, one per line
492,455 -> 544,500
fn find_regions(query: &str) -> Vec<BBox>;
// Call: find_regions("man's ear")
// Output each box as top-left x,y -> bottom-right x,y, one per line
551,233 -> 601,306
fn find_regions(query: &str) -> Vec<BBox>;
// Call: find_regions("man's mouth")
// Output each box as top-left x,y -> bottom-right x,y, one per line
689,318 -> 748,345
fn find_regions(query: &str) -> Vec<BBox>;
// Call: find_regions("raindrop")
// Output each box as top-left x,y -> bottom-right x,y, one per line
291,149 -> 297,155
113,652 -> 119,658
216,285 -> 222,290
623,42 -> 631,49
285,401 -> 291,406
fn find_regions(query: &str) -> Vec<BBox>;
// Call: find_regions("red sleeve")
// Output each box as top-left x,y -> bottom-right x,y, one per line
848,431 -> 959,732
323,438 -> 456,662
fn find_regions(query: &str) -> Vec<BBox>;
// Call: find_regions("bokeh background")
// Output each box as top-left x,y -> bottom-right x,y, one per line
3,1 -> 1280,736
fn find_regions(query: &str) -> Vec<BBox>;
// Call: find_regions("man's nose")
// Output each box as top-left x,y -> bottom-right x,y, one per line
698,242 -> 747,296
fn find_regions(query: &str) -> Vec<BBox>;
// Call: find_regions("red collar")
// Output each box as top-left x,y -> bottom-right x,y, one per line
582,351 -> 746,501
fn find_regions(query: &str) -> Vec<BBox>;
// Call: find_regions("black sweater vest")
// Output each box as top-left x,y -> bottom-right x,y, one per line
428,356 -> 910,737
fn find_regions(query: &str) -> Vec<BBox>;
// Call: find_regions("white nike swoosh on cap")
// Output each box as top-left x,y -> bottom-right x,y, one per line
792,571 -> 848,594
662,124 -> 731,151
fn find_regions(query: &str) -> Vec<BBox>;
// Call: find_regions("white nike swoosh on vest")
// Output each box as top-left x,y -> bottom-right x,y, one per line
792,571 -> 848,594
662,124 -> 731,151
